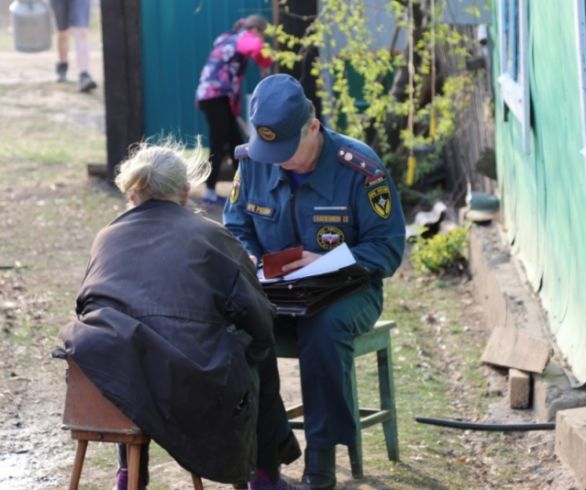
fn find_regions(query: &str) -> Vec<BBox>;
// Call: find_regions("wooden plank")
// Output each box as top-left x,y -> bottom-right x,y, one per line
70,431 -> 149,444
87,163 -> 107,178
275,0 -> 322,119
482,327 -> 551,373
286,403 -> 304,419
100,0 -> 143,183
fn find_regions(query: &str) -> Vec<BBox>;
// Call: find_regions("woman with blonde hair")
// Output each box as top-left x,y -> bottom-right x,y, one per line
59,141 -> 301,490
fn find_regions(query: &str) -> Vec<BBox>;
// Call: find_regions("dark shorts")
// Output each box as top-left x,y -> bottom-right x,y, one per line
50,0 -> 91,31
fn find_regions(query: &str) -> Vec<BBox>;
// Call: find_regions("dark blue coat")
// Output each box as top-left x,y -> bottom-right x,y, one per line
223,128 -> 406,447
224,127 -> 405,281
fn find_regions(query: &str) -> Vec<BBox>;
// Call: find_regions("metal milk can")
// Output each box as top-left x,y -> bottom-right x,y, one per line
9,0 -> 52,53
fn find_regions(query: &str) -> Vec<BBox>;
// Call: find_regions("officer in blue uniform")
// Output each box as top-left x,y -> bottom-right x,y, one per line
223,74 -> 405,490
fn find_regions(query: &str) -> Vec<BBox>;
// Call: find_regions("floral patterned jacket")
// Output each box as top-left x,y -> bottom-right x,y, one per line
196,28 -> 272,116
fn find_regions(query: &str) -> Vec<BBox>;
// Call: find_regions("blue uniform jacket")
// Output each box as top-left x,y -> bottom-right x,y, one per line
223,128 -> 406,283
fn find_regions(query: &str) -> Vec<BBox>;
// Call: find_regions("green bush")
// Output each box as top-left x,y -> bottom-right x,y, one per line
411,227 -> 469,274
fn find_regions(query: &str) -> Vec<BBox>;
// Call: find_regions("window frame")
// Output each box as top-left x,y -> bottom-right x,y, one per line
497,0 -> 530,153
574,0 -> 586,170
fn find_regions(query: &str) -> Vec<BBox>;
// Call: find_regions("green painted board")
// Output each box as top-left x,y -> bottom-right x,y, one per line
492,0 -> 586,384
140,0 -> 272,146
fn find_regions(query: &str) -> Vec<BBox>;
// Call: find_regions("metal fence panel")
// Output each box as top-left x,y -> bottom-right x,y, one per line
141,0 -> 273,146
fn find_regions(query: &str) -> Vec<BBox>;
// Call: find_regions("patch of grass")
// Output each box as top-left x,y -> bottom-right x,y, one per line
0,123 -> 105,186
346,270 -> 500,488
7,313 -> 35,346
0,25 -> 15,52
74,443 -> 119,489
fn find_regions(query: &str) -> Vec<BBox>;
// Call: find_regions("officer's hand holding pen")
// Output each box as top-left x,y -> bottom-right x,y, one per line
281,250 -> 321,273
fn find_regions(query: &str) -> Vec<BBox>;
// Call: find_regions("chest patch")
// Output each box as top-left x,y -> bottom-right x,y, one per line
316,225 -> 345,250
246,202 -> 275,218
368,185 -> 392,219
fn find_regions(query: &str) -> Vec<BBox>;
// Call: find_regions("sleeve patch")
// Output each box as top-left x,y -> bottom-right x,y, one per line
229,169 -> 241,204
368,185 -> 392,219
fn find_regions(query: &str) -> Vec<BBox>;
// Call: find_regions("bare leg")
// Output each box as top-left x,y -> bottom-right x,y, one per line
55,30 -> 69,81
57,30 -> 69,63
71,27 -> 89,73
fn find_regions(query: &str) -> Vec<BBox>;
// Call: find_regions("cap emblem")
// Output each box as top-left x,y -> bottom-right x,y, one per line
257,126 -> 277,142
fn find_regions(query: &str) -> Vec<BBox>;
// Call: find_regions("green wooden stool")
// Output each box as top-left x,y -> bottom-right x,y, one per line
276,319 -> 399,478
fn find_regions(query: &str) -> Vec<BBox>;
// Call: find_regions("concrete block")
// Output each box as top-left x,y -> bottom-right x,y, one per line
555,407 -> 586,487
509,368 -> 531,409
534,361 -> 586,422
469,224 -> 586,423
468,225 -> 548,339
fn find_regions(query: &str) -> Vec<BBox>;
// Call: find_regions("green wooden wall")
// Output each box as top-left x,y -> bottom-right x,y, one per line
493,0 -> 586,384
140,0 -> 273,146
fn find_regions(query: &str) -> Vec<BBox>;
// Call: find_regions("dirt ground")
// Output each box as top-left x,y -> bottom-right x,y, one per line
0,12 -> 582,490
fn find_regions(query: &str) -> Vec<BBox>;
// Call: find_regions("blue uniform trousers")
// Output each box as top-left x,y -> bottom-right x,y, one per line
275,284 -> 383,449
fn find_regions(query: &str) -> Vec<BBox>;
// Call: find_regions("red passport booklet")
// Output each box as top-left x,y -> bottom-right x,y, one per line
262,246 -> 303,279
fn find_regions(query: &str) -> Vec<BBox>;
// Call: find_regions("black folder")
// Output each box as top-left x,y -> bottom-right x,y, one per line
261,264 -> 370,317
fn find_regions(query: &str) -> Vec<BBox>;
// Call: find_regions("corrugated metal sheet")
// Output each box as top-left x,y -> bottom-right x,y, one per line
493,0 -> 586,383
141,0 -> 272,145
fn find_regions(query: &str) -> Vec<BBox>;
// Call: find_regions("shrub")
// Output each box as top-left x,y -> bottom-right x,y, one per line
411,227 -> 468,274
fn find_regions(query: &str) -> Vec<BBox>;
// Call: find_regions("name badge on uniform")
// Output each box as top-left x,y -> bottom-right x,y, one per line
313,215 -> 350,224
312,206 -> 350,224
246,202 -> 275,218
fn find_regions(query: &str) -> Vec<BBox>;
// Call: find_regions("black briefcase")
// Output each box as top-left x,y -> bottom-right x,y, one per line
261,264 -> 370,317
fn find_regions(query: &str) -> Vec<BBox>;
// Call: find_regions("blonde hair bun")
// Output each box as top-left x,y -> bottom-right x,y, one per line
115,137 -> 210,201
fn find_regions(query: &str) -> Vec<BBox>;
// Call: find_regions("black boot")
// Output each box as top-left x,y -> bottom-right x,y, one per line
56,62 -> 68,82
79,71 -> 97,93
300,448 -> 336,490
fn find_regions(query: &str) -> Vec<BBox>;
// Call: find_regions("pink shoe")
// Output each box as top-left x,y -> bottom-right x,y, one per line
113,468 -> 147,490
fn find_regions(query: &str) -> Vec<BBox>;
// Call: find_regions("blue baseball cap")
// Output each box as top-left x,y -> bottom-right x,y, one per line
248,74 -> 311,164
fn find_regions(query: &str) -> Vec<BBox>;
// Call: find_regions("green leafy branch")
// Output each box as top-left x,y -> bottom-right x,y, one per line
267,0 -> 476,192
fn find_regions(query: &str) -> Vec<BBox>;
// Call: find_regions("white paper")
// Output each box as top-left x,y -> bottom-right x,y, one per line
257,243 -> 356,283
257,268 -> 280,284
285,242 -> 356,280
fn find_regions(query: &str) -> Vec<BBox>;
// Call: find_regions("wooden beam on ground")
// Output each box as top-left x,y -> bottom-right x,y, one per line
87,163 -> 107,178
482,327 -> 551,373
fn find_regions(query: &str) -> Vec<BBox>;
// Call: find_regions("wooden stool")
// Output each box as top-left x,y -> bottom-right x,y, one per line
61,358 -> 204,490
276,319 -> 399,478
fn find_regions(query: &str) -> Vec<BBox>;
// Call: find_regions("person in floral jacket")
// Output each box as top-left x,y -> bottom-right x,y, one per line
196,15 -> 272,206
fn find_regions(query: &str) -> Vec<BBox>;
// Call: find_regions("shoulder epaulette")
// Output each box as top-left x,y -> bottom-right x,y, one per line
234,144 -> 249,160
337,146 -> 383,179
